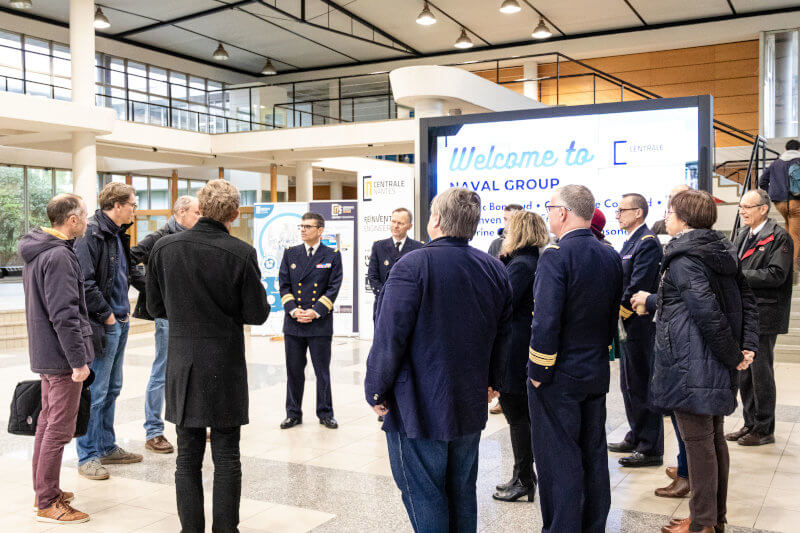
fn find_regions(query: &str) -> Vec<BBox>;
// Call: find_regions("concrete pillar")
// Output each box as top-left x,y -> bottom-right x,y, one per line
329,180 -> 343,200
413,98 -> 445,118
218,167 -> 225,179
258,171 -> 269,203
295,161 -> 313,202
171,169 -> 178,208
523,61 -> 539,101
270,163 -> 278,202
70,0 -> 97,212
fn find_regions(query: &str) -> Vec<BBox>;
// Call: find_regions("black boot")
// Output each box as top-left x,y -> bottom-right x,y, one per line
492,479 -> 536,502
495,475 -> 518,492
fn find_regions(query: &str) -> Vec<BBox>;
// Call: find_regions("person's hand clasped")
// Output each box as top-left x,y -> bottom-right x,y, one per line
737,350 -> 755,371
373,403 -> 388,416
72,364 -> 90,383
488,386 -> 499,403
295,309 -> 314,323
530,379 -> 541,388
630,291 -> 651,316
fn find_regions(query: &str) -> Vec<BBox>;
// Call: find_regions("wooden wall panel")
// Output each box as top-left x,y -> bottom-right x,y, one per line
479,41 -> 758,146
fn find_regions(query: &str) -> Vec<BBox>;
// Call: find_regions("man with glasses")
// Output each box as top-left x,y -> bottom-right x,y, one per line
75,182 -> 145,480
278,212 -> 343,430
725,189 -> 793,446
607,193 -> 664,469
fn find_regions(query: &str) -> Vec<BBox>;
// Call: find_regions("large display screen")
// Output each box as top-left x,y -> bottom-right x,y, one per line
421,96 -> 713,250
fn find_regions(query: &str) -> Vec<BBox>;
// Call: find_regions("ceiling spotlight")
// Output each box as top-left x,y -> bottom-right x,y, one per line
416,2 -> 436,25
212,42 -> 229,61
261,59 -> 277,75
454,28 -> 473,49
499,0 -> 521,14
93,8 -> 110,29
10,0 -> 33,8
531,18 -> 552,39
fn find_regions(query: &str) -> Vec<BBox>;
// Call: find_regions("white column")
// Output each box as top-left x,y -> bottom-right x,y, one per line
329,180 -> 343,200
413,98 -> 445,118
295,161 -> 313,202
70,0 -> 98,212
258,171 -> 269,203
523,61 -> 539,101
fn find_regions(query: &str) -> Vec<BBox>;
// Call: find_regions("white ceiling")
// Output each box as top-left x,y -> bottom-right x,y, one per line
7,0 -> 800,76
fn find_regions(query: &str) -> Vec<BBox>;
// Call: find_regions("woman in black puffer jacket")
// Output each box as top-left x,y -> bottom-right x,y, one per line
650,190 -> 759,533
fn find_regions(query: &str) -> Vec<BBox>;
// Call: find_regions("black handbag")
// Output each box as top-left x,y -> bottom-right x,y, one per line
8,371 -> 94,437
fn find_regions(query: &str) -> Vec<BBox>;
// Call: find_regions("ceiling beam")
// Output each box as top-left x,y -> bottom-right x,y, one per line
522,1 -> 565,36
315,0 -> 421,55
113,1 -> 257,38
426,1 -> 492,46
621,0 -> 647,26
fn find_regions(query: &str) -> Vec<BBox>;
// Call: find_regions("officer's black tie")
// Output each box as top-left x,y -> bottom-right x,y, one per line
308,247 -> 313,258
395,241 -> 401,252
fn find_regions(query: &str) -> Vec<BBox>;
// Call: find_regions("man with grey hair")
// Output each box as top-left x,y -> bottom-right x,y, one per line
131,195 -> 201,454
726,189 -> 792,446
528,184 -> 623,532
365,187 -> 512,531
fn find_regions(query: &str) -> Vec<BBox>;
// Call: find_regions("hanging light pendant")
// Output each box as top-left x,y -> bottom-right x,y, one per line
212,42 -> 230,61
499,0 -> 521,14
261,59 -> 277,75
531,18 -> 552,39
416,2 -> 436,25
454,28 -> 473,49
93,8 -> 111,29
10,0 -> 33,9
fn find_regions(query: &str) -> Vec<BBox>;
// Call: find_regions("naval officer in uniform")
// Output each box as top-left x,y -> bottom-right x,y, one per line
528,184 -> 623,533
278,212 -> 343,430
608,193 -> 665,467
367,207 -> 423,319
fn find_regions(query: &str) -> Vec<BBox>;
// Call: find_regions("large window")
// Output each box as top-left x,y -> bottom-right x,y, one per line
763,29 -> 800,138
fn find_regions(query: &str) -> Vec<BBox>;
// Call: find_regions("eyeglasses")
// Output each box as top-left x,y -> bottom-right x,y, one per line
298,224 -> 320,230
124,202 -> 138,209
738,203 -> 765,210
545,204 -> 571,212
615,208 -> 639,215
665,210 -> 676,218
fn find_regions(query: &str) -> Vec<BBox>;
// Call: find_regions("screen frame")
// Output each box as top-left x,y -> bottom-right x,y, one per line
418,95 -> 714,241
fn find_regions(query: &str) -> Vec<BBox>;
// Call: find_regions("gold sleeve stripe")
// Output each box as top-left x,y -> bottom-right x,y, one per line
619,305 -> 634,319
281,294 -> 295,304
319,296 -> 333,310
545,244 -> 560,250
529,347 -> 557,366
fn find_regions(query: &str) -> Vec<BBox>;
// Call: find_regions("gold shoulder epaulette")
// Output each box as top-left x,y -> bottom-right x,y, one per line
641,234 -> 656,240
545,244 -> 560,251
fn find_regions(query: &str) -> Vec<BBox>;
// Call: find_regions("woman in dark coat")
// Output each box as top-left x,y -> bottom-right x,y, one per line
650,190 -> 759,533
492,211 -> 549,502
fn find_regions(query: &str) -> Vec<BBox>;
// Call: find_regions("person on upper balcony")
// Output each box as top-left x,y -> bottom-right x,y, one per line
759,139 -> 800,270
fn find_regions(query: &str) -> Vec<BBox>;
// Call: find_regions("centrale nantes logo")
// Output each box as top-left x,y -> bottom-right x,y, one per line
362,175 -> 373,201
362,175 -> 407,202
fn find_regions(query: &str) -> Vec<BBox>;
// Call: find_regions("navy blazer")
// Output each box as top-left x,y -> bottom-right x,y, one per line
367,236 -> 424,294
279,243 -> 343,337
618,224 -> 662,338
364,237 -> 512,441
528,229 -> 623,393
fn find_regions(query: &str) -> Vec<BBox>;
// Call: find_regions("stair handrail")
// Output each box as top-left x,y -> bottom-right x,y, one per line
731,135 -> 770,237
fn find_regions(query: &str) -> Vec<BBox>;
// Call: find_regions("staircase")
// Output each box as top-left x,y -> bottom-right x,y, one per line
776,285 -> 800,362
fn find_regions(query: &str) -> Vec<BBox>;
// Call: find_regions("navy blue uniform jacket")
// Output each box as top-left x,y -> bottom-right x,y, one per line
499,246 -> 538,395
367,237 -> 424,295
364,237 -> 513,441
618,225 -> 662,335
279,243 -> 343,337
528,229 -> 623,393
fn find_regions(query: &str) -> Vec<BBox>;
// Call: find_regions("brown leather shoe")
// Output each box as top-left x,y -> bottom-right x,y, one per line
33,490 -> 74,512
655,476 -> 690,498
737,432 -> 775,446
725,426 -> 749,441
145,435 -> 174,454
666,466 -> 677,480
662,518 -> 714,533
36,495 -> 89,524
668,518 -> 724,533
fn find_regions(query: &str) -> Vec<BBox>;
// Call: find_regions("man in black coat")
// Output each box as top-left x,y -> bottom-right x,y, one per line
608,193 -> 665,468
367,207 -> 423,320
146,180 -> 269,532
726,189 -> 793,446
130,196 -> 200,455
278,212 -> 343,430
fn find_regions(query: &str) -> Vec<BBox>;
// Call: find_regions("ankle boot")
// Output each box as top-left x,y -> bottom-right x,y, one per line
492,479 -> 536,502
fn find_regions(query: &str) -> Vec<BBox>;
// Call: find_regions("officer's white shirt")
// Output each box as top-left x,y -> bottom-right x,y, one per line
392,236 -> 407,252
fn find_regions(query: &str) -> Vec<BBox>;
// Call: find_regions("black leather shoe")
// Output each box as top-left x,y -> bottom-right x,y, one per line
280,417 -> 302,429
619,451 -> 663,467
320,417 -> 338,429
725,426 -> 749,442
607,440 -> 635,453
496,476 -> 518,492
492,479 -> 536,502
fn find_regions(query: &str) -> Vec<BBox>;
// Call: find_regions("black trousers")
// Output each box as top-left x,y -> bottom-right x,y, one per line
498,391 -> 535,485
740,334 -> 777,435
175,425 -> 241,533
619,328 -> 664,456
284,334 -> 333,419
528,382 -> 610,533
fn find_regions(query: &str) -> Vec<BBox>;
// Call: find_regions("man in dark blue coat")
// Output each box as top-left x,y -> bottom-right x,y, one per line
608,193 -> 664,467
365,187 -> 512,532
367,207 -> 423,320
279,212 -> 343,430
528,185 -> 623,533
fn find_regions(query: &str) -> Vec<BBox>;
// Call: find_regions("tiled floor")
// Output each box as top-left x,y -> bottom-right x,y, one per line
0,331 -> 798,532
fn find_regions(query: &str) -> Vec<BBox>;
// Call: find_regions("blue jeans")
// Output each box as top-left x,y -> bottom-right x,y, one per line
386,431 -> 480,533
77,320 -> 129,464
144,318 -> 169,440
672,413 -> 689,479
